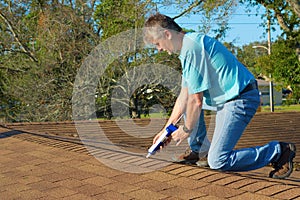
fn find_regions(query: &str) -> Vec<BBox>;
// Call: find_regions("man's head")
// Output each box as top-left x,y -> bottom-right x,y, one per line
144,13 -> 183,55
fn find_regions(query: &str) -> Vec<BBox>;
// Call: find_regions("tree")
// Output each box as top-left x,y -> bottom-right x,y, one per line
255,38 -> 300,101
92,0 -> 152,119
241,0 -> 300,62
92,0 -> 241,119
0,1 -> 99,121
94,0 -> 149,40
239,0 -> 300,102
233,40 -> 300,103
1,0 -> 243,121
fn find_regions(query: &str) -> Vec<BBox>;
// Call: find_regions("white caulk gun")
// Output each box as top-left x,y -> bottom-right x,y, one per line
146,115 -> 183,158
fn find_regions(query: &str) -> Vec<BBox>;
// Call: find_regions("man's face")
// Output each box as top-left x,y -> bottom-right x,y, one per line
151,30 -> 174,55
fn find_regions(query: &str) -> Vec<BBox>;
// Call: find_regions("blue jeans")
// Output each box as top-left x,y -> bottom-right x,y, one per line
188,89 -> 281,171
186,110 -> 211,157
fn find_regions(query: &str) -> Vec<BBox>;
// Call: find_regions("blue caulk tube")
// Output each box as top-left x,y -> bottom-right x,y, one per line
146,123 -> 178,158
146,115 -> 183,158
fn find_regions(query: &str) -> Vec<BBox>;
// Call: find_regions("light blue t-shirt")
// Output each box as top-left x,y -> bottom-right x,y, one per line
179,32 -> 255,106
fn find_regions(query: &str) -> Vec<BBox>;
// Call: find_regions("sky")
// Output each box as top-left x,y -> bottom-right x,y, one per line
158,3 -> 283,47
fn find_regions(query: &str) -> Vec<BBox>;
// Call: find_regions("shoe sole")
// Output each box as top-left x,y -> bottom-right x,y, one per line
171,155 -> 199,165
196,160 -> 209,168
270,143 -> 296,179
172,160 -> 198,165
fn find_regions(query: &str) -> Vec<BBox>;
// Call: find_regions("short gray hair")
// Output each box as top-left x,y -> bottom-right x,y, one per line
144,13 -> 182,44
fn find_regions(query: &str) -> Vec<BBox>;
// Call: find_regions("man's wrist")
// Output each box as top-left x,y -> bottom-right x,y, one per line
182,124 -> 193,134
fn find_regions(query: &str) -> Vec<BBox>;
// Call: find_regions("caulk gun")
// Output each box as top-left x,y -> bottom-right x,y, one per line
146,115 -> 183,158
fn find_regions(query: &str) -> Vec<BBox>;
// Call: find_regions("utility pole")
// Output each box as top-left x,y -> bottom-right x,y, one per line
253,11 -> 274,112
267,11 -> 274,112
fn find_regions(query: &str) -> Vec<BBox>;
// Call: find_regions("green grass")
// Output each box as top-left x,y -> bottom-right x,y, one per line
96,104 -> 300,120
140,112 -> 168,119
96,112 -> 168,120
140,104 -> 300,117
260,104 -> 300,112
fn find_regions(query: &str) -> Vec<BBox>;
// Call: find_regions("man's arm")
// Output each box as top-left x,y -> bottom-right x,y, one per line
166,87 -> 188,125
184,92 -> 203,132
152,87 -> 188,144
172,92 -> 203,145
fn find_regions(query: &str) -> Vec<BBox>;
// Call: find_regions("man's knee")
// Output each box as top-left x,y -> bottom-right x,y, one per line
207,154 -> 228,170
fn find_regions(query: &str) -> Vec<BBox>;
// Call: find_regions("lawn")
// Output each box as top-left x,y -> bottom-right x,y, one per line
138,104 -> 300,118
97,104 -> 300,120
260,104 -> 300,112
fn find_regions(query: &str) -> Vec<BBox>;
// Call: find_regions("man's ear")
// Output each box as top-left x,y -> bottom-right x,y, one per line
164,30 -> 172,40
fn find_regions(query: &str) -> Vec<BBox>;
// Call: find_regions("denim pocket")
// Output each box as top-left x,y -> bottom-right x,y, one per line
234,99 -> 246,116
234,97 -> 259,124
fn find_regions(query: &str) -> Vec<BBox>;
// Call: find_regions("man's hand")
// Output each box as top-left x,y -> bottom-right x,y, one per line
171,125 -> 189,146
152,130 -> 172,149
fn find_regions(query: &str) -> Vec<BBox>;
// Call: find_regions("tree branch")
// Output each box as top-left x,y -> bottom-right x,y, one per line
172,0 -> 204,20
273,8 -> 293,33
0,65 -> 25,73
0,11 -> 38,62
286,0 -> 300,18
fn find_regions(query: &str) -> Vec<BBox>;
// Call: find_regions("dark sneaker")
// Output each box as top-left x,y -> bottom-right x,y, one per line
269,142 -> 296,179
173,148 -> 208,166
173,149 -> 199,164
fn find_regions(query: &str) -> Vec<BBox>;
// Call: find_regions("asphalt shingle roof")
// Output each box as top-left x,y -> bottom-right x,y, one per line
0,112 -> 299,199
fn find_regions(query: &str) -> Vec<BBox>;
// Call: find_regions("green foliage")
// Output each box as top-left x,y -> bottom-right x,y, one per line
0,1 -> 99,122
93,0 -> 151,118
94,0 -> 146,40
4,0 -> 299,122
238,39 -> 300,102
240,1 -> 300,58
237,0 -> 300,102
268,40 -> 300,100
